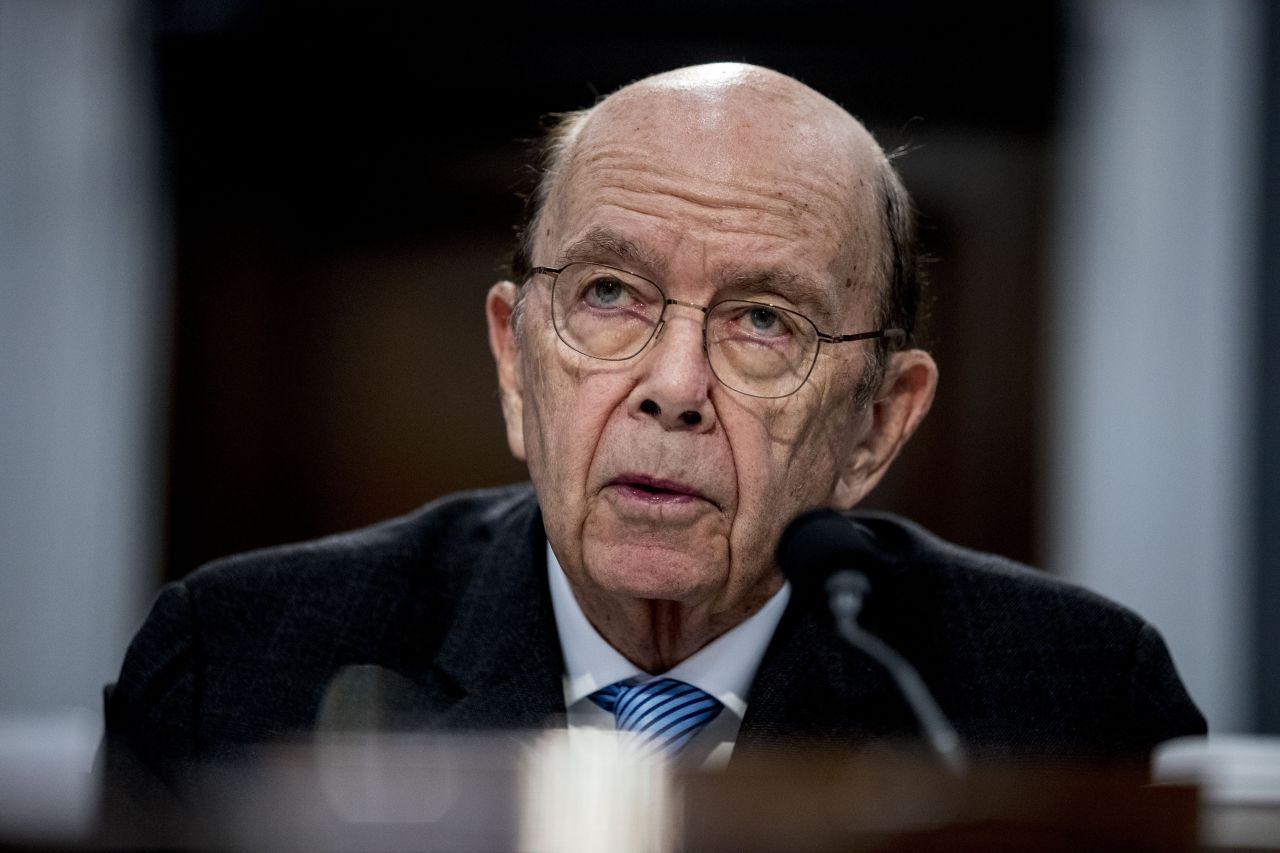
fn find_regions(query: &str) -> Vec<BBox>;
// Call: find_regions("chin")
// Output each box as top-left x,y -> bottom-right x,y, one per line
583,540 -> 727,604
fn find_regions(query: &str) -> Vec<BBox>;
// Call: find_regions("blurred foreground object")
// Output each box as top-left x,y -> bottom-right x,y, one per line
82,733 -> 1220,852
1155,735 -> 1280,851
0,710 -> 100,844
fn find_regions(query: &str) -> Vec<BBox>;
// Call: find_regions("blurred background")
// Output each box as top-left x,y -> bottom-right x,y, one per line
1,0 -> 1276,831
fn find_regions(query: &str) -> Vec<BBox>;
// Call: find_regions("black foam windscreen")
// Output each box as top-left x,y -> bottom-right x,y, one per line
776,508 -> 879,585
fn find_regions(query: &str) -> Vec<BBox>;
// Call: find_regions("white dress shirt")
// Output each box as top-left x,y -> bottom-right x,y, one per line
547,543 -> 790,768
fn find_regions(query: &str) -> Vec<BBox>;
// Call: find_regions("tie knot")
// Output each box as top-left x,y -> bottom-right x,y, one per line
589,677 -> 723,756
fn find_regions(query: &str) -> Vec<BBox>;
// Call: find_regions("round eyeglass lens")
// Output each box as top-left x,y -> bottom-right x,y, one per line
705,300 -> 819,398
551,263 -> 665,360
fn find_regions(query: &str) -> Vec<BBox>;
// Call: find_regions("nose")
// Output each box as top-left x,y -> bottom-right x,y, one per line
627,305 -> 717,432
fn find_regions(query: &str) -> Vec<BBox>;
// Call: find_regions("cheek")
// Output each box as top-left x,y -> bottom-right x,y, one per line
724,390 -> 853,523
520,338 -> 628,493
517,345 -> 556,482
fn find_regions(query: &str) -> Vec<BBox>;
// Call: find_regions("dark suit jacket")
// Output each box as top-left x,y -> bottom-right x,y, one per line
105,484 -> 1205,790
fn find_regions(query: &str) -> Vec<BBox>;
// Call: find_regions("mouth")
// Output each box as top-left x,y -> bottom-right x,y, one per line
606,474 -> 717,508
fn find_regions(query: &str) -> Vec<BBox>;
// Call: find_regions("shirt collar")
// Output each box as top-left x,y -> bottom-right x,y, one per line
547,541 -> 790,718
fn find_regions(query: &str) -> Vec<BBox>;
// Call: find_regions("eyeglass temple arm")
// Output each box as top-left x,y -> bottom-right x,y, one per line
817,328 -> 906,345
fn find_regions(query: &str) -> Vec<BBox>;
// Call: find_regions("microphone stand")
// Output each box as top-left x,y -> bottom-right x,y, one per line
827,571 -> 968,777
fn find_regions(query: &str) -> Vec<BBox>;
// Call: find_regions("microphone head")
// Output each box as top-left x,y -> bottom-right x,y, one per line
317,665 -> 432,733
776,508 -> 880,586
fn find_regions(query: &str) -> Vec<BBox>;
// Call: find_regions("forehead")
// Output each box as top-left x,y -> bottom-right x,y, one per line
541,74 -> 886,315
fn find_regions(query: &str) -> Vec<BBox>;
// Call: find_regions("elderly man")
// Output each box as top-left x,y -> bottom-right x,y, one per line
106,64 -> 1204,787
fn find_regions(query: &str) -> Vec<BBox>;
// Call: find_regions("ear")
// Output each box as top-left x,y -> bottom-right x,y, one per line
832,348 -> 938,508
485,281 -> 526,461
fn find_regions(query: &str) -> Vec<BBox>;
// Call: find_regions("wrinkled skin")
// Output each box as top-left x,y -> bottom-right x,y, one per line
487,64 -> 937,672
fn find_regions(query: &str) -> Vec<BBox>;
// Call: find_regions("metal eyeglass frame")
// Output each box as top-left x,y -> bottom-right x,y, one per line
528,262 -> 906,399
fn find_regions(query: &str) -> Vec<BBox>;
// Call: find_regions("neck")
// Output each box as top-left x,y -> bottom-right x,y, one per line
571,579 -> 782,673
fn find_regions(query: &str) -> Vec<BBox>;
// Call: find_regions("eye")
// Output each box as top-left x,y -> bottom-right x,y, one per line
732,304 -> 793,339
582,276 -> 632,309
746,306 -> 784,335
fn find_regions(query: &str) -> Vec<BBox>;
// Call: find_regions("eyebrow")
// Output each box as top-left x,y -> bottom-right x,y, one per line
719,268 -> 836,320
557,227 -> 841,326
558,228 -> 670,278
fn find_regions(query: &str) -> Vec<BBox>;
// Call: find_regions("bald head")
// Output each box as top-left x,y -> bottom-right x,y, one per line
572,64 -> 885,188
512,63 -> 923,361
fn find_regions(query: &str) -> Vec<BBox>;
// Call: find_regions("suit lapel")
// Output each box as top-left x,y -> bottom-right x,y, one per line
423,495 -> 567,731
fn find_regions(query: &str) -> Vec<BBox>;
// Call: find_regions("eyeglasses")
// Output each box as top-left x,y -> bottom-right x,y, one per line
527,262 -> 904,399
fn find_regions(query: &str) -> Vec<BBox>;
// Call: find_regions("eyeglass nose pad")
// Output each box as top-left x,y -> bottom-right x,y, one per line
653,319 -> 667,344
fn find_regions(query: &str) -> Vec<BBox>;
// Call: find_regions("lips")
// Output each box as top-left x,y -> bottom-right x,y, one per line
605,474 -> 716,507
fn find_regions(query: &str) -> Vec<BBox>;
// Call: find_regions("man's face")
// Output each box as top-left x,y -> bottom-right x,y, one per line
490,69 -> 908,627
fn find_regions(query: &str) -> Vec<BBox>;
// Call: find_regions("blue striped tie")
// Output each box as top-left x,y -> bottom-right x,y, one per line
589,677 -> 724,756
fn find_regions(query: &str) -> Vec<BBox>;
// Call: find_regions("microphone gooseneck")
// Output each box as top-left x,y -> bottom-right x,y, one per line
778,509 -> 968,777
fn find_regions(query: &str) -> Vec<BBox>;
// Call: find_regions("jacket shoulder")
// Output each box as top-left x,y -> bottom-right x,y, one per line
847,511 -> 1207,755
851,510 -> 1144,627
177,482 -> 539,692
104,484 -> 539,777
184,483 -> 536,601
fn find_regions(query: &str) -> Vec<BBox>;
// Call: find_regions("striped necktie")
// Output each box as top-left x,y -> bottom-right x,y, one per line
589,677 -> 724,756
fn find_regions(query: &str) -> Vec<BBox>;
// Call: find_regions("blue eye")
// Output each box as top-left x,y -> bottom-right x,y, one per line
584,277 -> 629,308
737,306 -> 794,340
748,307 -> 781,333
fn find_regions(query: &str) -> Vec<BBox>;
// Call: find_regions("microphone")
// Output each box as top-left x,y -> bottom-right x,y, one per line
317,665 -> 434,733
777,509 -> 967,776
